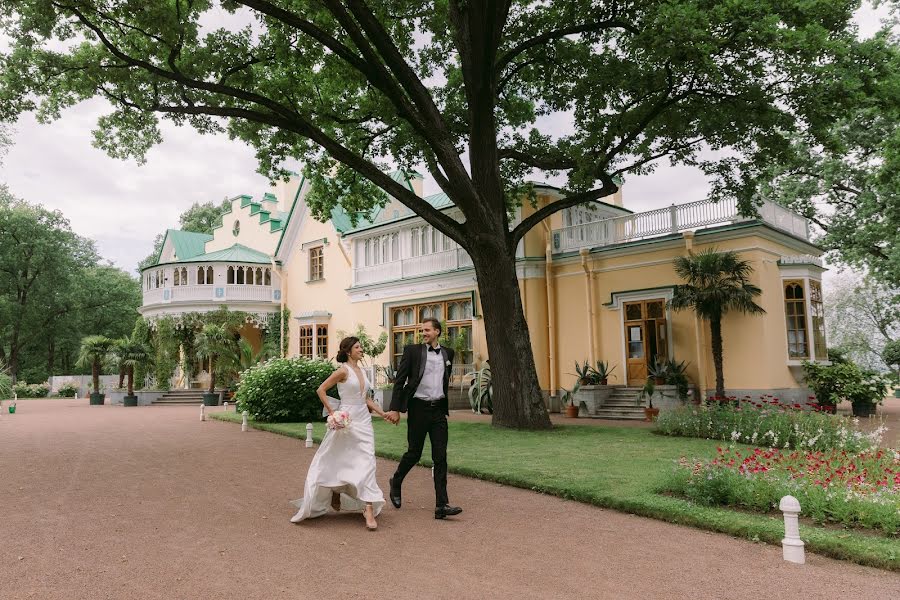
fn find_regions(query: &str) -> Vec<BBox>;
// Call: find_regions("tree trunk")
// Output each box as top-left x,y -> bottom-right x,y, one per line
47,339 -> 55,375
92,360 -> 100,394
470,244 -> 551,430
118,365 -> 126,389
208,356 -> 216,394
127,365 -> 134,396
709,317 -> 726,399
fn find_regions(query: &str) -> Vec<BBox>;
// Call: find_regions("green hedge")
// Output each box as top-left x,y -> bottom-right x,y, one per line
12,381 -> 50,398
0,373 -> 11,399
56,382 -> 79,397
234,357 -> 336,422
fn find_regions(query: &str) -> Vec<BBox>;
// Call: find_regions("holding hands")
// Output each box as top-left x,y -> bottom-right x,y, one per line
383,411 -> 400,425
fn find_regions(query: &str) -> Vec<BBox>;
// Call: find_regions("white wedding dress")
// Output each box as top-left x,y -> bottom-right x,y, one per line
290,364 -> 385,522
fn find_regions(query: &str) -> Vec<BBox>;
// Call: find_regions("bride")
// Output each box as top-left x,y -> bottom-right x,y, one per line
290,336 -> 389,530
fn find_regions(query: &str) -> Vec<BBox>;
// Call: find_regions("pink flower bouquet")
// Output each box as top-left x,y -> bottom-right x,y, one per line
327,410 -> 351,431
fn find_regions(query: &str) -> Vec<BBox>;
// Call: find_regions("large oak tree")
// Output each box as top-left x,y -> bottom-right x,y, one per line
0,0 -> 881,428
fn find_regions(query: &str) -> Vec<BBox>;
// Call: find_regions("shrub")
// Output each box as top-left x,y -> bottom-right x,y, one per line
0,372 -> 12,399
655,401 -> 884,452
803,360 -> 889,407
56,382 -> 79,397
234,357 -> 336,423
12,382 -> 50,398
664,447 -> 900,535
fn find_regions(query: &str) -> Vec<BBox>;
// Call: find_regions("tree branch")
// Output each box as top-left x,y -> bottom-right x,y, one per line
498,147 -> 576,170
497,19 -> 639,73
511,177 -> 619,246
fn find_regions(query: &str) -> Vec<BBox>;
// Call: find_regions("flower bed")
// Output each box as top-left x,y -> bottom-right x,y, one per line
655,398 -> 885,452
665,446 -> 900,535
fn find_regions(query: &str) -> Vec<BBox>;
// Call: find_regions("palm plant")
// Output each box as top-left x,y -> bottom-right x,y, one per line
237,338 -> 271,371
669,248 -> 765,399
76,335 -> 114,401
468,360 -> 493,414
117,335 -> 151,400
195,324 -> 236,397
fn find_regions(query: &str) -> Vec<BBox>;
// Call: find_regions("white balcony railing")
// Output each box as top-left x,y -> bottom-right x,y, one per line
354,248 -> 472,286
551,198 -> 811,253
142,284 -> 278,307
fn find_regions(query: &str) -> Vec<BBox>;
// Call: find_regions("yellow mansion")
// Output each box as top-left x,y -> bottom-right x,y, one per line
139,172 -> 827,410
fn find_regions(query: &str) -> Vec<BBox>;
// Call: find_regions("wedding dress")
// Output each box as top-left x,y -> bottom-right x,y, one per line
290,364 -> 385,522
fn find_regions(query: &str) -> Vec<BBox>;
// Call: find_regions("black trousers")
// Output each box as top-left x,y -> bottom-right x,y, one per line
393,400 -> 449,506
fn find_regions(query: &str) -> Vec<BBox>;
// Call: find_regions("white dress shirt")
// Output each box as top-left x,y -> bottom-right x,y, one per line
415,345 -> 445,400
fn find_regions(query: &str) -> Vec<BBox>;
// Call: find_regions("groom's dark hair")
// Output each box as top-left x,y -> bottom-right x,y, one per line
422,318 -> 442,335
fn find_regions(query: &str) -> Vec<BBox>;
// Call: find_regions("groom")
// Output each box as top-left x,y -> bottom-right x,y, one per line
385,318 -> 463,519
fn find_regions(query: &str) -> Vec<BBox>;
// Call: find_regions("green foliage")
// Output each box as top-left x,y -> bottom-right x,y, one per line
0,189 -> 140,382
12,381 -> 49,398
195,323 -> 238,393
646,358 -> 669,380
825,274 -> 900,371
559,381 -> 581,408
337,323 -> 387,362
468,361 -> 493,414
655,402 -> 884,453
592,361 -> 616,382
76,335 -> 114,393
138,200 -> 230,270
131,317 -> 152,389
234,357 -> 336,423
572,360 -> 616,385
0,371 -> 12,399
56,382 -> 78,397
152,317 -> 178,391
665,359 -> 691,401
664,448 -> 899,535
882,340 -> 900,374
639,379 -> 656,409
802,360 -> 890,407
263,308 -> 291,358
114,333 -> 152,395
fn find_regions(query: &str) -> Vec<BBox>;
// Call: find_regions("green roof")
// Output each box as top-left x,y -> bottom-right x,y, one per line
153,229 -> 214,265
176,243 -> 272,264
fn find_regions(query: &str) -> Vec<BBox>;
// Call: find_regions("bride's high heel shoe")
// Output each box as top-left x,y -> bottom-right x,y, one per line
364,504 -> 377,531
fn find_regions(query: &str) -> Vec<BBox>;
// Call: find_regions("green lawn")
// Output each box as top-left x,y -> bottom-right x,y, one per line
211,412 -> 900,570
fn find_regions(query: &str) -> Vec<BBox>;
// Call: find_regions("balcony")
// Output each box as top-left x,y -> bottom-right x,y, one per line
353,248 -> 473,286
551,198 -> 811,253
141,284 -> 280,309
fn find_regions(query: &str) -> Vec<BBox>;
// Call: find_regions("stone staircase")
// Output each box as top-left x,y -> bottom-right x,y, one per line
152,389 -> 213,405
590,386 -> 647,420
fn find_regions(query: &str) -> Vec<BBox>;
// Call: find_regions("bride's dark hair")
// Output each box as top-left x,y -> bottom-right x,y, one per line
336,336 -> 360,363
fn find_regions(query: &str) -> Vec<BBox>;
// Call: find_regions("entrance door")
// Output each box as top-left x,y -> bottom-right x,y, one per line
623,299 -> 668,384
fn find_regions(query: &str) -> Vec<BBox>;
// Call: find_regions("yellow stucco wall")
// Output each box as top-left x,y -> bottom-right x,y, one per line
206,196 -> 282,255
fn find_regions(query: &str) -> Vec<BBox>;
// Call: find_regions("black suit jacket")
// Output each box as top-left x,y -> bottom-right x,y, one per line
389,343 -> 454,416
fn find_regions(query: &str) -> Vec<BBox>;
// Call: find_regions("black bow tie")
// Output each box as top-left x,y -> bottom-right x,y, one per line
429,347 -> 441,354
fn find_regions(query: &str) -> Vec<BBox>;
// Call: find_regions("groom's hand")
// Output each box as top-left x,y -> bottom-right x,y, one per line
385,411 -> 400,424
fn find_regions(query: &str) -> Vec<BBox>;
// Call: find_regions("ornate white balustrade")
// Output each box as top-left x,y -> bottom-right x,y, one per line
141,284 -> 280,308
353,248 -> 473,286
551,198 -> 811,253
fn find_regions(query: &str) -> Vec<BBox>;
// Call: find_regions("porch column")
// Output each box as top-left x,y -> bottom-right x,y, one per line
579,249 -> 597,365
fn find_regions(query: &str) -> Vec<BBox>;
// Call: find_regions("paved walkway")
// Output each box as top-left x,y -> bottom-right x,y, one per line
0,399 -> 897,599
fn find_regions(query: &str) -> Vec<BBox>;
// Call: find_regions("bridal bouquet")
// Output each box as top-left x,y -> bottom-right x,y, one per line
327,410 -> 351,431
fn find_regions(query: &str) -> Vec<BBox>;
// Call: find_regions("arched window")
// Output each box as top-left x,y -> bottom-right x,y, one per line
264,268 -> 271,286
197,266 -> 205,285
206,266 -> 213,284
246,267 -> 253,285
180,268 -> 187,285
227,266 -> 235,284
784,281 -> 808,359
391,233 -> 400,261
255,268 -> 262,285
237,266 -> 245,285
174,269 -> 181,286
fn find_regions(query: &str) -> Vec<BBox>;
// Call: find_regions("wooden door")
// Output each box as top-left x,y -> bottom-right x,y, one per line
624,299 -> 668,384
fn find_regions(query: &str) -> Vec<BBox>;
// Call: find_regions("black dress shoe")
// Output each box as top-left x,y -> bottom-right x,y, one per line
434,504 -> 463,519
389,477 -> 401,508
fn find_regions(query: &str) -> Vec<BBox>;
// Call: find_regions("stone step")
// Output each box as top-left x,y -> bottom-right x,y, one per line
602,400 -> 642,408
588,409 -> 647,420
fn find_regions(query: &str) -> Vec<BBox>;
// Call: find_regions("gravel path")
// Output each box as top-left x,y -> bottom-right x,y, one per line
0,399 -> 897,599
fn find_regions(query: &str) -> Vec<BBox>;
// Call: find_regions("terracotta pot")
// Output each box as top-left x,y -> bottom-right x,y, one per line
644,407 -> 660,422
565,404 -> 579,418
653,377 -> 665,385
599,379 -> 608,386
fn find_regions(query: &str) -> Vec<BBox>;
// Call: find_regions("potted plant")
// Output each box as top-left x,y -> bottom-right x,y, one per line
195,323 -> 235,406
593,361 -> 616,385
77,335 -> 114,405
376,365 -> 398,411
647,358 -> 669,385
573,360 -> 599,386
8,400 -> 15,414
117,334 -> 151,407
468,361 -> 493,414
560,381 -> 581,418
640,379 -> 659,421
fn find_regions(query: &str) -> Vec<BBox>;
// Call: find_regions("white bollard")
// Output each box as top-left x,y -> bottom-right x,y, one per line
200,403 -> 205,422
779,495 -> 805,564
75,392 -> 78,399
223,401 -> 228,412
305,423 -> 313,448
241,410 -> 249,432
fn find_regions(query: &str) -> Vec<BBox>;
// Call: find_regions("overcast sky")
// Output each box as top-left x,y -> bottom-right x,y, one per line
0,3 -> 892,275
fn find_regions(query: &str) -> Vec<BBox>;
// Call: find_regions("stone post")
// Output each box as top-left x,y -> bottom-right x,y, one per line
200,403 -> 205,422
305,423 -> 313,448
779,495 -> 805,564
241,411 -> 249,432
